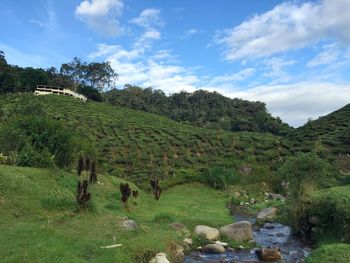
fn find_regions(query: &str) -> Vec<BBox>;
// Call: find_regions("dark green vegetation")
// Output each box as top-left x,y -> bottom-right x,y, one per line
0,165 -> 232,263
105,85 -> 292,135
305,185 -> 350,263
282,103 -> 350,160
0,94 -> 283,188
0,99 -> 81,168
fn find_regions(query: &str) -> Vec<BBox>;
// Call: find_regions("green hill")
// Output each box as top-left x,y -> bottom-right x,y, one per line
282,104 -> 350,171
105,87 -> 292,135
0,94 -> 283,187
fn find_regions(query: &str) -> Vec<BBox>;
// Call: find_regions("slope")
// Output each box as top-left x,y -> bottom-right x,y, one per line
282,103 -> 350,170
0,165 -> 232,263
0,94 -> 282,186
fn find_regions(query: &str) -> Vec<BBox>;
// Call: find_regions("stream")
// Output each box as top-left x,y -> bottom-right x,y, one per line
185,206 -> 312,263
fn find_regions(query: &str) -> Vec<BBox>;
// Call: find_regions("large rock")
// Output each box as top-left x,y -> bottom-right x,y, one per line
202,244 -> 225,253
194,225 -> 220,240
257,207 -> 277,220
269,193 -> 286,201
256,248 -> 282,261
219,221 -> 253,242
149,252 -> 170,263
122,219 -> 138,231
168,243 -> 185,263
169,222 -> 189,235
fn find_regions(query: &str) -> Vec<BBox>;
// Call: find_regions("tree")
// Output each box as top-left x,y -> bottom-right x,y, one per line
0,50 -> 7,71
85,61 -> 118,92
60,58 -> 117,92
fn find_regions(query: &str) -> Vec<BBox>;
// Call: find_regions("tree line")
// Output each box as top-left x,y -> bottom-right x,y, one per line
105,85 -> 292,135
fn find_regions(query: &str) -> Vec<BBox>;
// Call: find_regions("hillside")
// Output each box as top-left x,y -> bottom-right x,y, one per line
0,165 -> 232,263
105,87 -> 292,135
0,94 -> 283,186
282,103 -> 350,171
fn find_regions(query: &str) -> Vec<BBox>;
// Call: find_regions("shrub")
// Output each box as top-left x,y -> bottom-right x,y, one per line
199,165 -> 240,190
150,178 -> 162,200
278,152 -> 331,233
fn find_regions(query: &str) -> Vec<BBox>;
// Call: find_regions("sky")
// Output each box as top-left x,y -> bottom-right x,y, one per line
1,0 -> 350,127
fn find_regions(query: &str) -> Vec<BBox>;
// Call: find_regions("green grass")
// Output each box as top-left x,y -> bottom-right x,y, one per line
307,244 -> 350,263
0,165 -> 232,263
0,93 -> 281,186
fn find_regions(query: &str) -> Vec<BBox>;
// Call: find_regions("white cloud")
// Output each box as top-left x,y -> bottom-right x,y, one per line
210,68 -> 255,84
181,28 -> 199,39
75,0 -> 124,36
307,44 -> 342,67
215,0 -> 350,61
211,82 -> 350,127
130,8 -> 163,28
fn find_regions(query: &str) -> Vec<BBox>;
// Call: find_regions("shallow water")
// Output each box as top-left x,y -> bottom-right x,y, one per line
185,206 -> 312,263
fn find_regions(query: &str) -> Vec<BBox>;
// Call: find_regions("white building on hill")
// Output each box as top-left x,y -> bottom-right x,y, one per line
34,85 -> 87,102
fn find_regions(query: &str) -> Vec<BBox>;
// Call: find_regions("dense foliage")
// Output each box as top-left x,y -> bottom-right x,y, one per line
0,99 -> 81,168
105,85 -> 292,135
278,152 -> 331,233
199,165 -> 240,190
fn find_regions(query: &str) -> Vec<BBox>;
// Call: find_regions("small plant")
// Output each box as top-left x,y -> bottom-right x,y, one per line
76,155 -> 95,209
120,183 -> 131,207
132,190 -> 139,198
76,180 -> 91,208
89,161 -> 97,184
150,178 -> 161,200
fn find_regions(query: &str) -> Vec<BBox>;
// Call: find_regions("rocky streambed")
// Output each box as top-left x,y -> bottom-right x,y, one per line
185,206 -> 312,263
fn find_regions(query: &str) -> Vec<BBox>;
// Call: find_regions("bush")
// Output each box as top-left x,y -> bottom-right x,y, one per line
278,152 -> 331,233
0,115 -> 79,168
199,165 -> 240,190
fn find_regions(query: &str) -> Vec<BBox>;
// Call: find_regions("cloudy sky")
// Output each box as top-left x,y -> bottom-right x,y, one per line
1,0 -> 350,127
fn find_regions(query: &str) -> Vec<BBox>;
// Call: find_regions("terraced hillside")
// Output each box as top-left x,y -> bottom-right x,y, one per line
282,104 -> 350,158
0,94 -> 282,186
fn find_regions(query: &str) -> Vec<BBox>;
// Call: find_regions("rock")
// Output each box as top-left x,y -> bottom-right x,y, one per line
214,240 -> 228,247
202,244 -> 225,253
269,193 -> 286,201
183,238 -> 193,246
169,222 -> 189,235
170,244 -> 185,263
255,248 -> 282,261
219,221 -> 253,242
149,252 -> 170,263
257,207 -> 277,220
240,166 -> 252,175
250,198 -> 256,204
122,219 -> 138,231
194,225 -> 220,240
264,223 -> 275,229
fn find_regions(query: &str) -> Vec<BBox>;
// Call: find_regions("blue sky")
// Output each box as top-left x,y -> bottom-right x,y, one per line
1,0 -> 350,127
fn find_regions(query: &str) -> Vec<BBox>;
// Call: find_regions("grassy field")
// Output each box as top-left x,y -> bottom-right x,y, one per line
0,165 -> 233,263
0,94 -> 283,187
